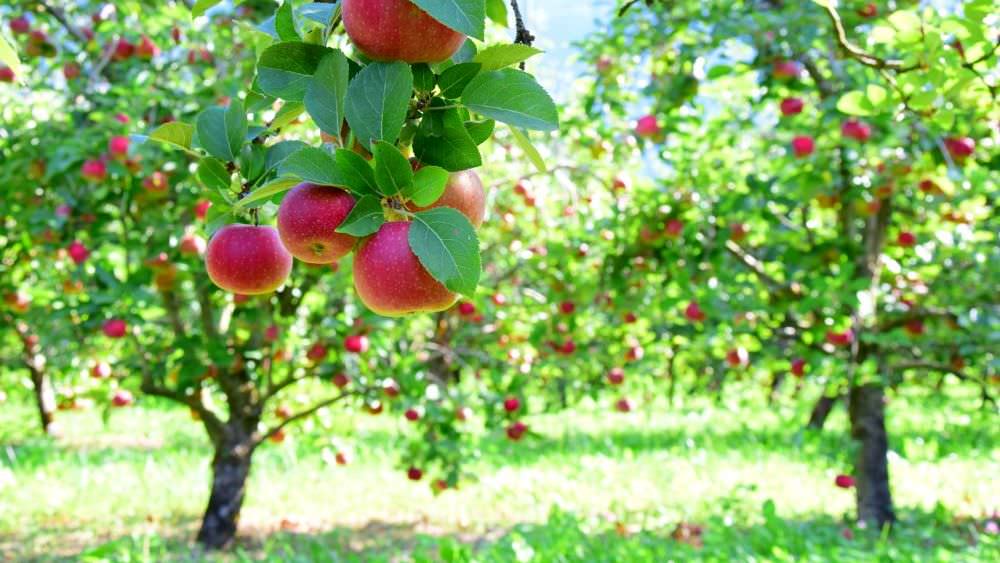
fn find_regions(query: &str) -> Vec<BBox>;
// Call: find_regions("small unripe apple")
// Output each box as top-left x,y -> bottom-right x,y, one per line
205,225 -> 293,295
791,136 -> 815,158
342,0 -> 466,63
68,241 -> 90,265
344,334 -> 369,354
353,222 -> 457,316
506,421 -> 528,441
779,97 -> 804,116
277,183 -> 357,264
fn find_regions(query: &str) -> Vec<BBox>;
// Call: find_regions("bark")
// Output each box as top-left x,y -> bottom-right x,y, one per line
31,368 -> 56,435
196,424 -> 256,549
848,384 -> 895,529
806,394 -> 838,430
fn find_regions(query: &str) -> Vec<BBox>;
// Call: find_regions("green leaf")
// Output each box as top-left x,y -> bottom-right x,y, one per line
257,42 -> 332,101
235,176 -> 301,210
508,126 -> 546,173
485,0 -> 508,26
336,195 -> 385,237
410,0 -> 486,40
407,166 -> 450,206
265,140 -> 309,174
191,0 -> 222,17
462,69 -> 559,131
0,31 -> 21,77
473,44 -> 543,71
197,158 -> 232,195
278,146 -> 345,187
372,141 -> 414,196
412,64 -> 436,92
409,208 -> 481,296
466,119 -> 495,145
837,91 -> 874,116
344,62 -> 413,149
298,3 -> 338,26
336,149 -> 379,196
438,62 -> 482,98
888,11 -> 922,43
146,122 -> 195,151
414,106 -> 482,171
275,1 -> 300,41
196,101 -> 247,162
305,50 -> 350,138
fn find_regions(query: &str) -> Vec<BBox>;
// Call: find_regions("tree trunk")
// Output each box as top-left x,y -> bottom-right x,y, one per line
196,431 -> 255,549
806,394 -> 838,430
30,368 -> 56,435
768,371 -> 785,405
848,384 -> 895,529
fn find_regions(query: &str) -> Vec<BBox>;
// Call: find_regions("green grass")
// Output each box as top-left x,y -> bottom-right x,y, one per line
0,385 -> 997,561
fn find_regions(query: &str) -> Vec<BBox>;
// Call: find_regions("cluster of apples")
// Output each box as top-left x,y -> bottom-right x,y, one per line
206,0 -> 485,317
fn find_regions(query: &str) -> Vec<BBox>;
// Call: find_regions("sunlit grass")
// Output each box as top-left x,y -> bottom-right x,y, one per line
0,384 -> 996,560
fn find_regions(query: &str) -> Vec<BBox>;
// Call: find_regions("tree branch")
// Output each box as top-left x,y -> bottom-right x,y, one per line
509,0 -> 535,69
724,239 -> 800,297
254,391 -> 357,446
821,4 -> 917,71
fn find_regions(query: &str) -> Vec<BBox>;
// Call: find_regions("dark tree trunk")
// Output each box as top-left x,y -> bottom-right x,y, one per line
848,384 -> 895,529
30,368 -> 56,435
768,371 -> 785,405
806,394 -> 838,430
196,430 -> 255,549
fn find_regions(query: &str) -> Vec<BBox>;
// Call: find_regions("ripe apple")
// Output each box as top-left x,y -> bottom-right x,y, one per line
194,200 -> 212,220
342,0 -> 466,63
112,38 -> 135,61
63,62 -> 81,80
896,231 -> 917,247
506,421 -> 528,441
612,176 -> 630,191
277,183 -> 357,264
625,345 -> 643,362
306,342 -> 328,362
332,372 -> 351,388
858,3 -> 877,17
81,159 -> 107,182
615,397 -> 634,413
143,171 -> 169,193
457,302 -> 476,316
779,97 -> 804,116
382,378 -> 401,398
664,219 -> 684,238
103,319 -> 128,338
91,362 -> 112,379
825,329 -> 854,347
9,17 -> 30,35
607,367 -> 625,385
404,407 -> 421,421
0,66 -> 14,82
205,225 -> 293,295
729,223 -> 748,242
596,54 -> 613,73
492,293 -> 507,306
559,300 -> 575,315
904,319 -> 924,336
68,241 -> 90,265
344,334 -> 369,354
841,120 -> 872,142
944,137 -> 974,161
180,232 -> 207,256
335,451 -> 350,465
406,466 -> 423,481
136,35 -> 159,59
834,474 -> 855,488
108,136 -> 130,159
269,429 -> 286,443
276,405 -> 293,419
353,222 -> 457,316
111,389 -> 134,407
623,312 -> 637,324
407,169 -> 486,228
685,301 -> 706,322
265,324 -> 279,342
726,348 -> 748,367
455,406 -> 472,421
791,135 -> 815,158
773,60 -> 801,80
503,396 -> 520,413
790,358 -> 806,377
635,114 -> 661,138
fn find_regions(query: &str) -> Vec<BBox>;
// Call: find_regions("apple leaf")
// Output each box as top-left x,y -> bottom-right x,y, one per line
279,146 -> 345,187
462,69 -> 559,131
473,44 -> 543,71
336,149 -> 379,197
344,62 -> 413,149
508,125 -> 547,173
466,119 -> 495,145
191,0 -> 223,17
0,32 -> 22,78
372,141 -> 414,196
236,176 -> 301,210
275,1 -> 300,41
146,121 -> 195,151
298,3 -> 338,26
409,208 -> 481,297
407,166 -> 450,207
264,140 -> 309,175
414,105 -> 482,171
336,195 -> 385,237
196,101 -> 247,162
410,0 -> 486,40
257,42 -> 332,102
305,50 -> 350,138
485,0 -> 508,26
197,158 -> 233,196
438,62 -> 482,99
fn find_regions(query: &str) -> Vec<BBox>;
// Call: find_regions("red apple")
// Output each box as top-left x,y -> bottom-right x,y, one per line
406,466 -> 423,481
730,223 -> 748,242
143,171 -> 169,193
458,302 -> 476,316
180,233 -> 207,256
265,324 -> 279,342
779,97 -> 804,116
277,182 -> 357,264
276,405 -> 293,419
904,319 -> 924,336
559,300 -> 575,315
62,62 -> 81,80
607,367 -> 625,385
407,169 -> 486,228
353,221 -> 457,316
492,293 -> 506,306
625,345 -> 643,362
834,474 -> 855,489
382,378 -> 400,397
623,312 -> 637,324
344,334 -> 369,354
111,389 -> 134,407
136,35 -> 159,59
773,60 -> 801,80
685,301 -> 706,322
944,137 -> 974,161
858,3 -> 877,17
205,225 -> 293,294
108,135 -> 130,159
103,319 -> 127,338
615,397 -> 634,413
726,347 -> 748,367
335,451 -> 350,465
825,329 -> 854,347
68,241 -> 90,265
342,0 -> 466,63
790,358 -> 806,377
0,66 -> 14,83
91,362 -> 112,379
503,396 -> 520,413
112,38 -> 135,61
194,200 -> 212,220
635,114 -> 661,138
332,372 -> 350,388
896,231 -> 917,247
455,406 -> 472,421
506,421 -> 528,441
841,120 -> 872,142
307,342 -> 328,362
81,159 -> 107,182
791,135 -> 815,158
404,407 -> 421,421
9,17 -> 30,35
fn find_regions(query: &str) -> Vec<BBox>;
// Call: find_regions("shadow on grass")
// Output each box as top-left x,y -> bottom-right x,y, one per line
10,505 -> 994,562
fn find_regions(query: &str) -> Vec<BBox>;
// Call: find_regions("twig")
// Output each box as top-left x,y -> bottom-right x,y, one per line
254,391 -> 356,445
821,4 -> 917,71
509,0 -> 535,69
724,240 -> 799,296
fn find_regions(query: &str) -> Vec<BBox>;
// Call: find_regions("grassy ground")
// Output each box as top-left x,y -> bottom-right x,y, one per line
0,385 -> 996,561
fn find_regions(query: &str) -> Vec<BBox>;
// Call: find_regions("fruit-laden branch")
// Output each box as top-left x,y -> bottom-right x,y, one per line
129,332 -> 226,443
821,3 -> 917,72
723,239 -> 800,297
254,390 -> 357,446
